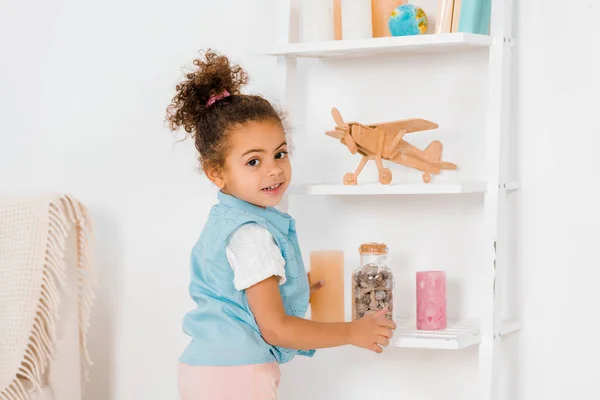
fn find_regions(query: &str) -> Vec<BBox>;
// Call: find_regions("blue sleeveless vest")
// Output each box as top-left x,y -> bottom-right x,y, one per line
179,191 -> 315,366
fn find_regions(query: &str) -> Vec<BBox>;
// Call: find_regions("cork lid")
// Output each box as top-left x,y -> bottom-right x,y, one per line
359,242 -> 388,254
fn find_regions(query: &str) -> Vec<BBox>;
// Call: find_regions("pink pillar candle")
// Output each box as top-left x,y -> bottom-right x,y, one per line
416,271 -> 447,330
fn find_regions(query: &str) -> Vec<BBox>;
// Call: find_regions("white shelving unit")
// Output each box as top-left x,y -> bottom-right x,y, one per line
287,181 -> 488,196
263,1 -> 516,399
262,32 -> 491,58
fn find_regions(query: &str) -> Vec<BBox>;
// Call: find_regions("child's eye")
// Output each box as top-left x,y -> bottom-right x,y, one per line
247,159 -> 261,167
275,151 -> 288,160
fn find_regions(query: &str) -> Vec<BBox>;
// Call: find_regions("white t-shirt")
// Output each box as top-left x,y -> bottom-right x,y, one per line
225,223 -> 287,291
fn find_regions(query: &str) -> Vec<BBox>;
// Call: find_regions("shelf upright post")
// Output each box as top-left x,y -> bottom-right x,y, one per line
479,0 -> 515,398
275,0 -> 300,214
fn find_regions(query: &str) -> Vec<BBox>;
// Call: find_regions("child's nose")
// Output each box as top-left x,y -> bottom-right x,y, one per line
268,163 -> 283,176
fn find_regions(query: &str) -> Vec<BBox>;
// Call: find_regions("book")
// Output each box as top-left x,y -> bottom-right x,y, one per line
451,0 -> 462,32
435,0 -> 455,34
454,0 -> 491,35
334,0 -> 342,40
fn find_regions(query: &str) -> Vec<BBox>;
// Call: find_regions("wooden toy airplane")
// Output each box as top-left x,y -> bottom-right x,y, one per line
325,107 -> 457,184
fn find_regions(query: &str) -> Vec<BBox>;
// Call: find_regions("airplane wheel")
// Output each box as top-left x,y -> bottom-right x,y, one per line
344,173 -> 357,185
422,173 -> 431,183
379,168 -> 392,185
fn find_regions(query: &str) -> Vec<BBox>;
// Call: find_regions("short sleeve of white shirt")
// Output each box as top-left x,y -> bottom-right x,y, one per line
225,223 -> 287,291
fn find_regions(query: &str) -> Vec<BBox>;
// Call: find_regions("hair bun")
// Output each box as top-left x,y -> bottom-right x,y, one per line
189,49 -> 248,105
166,49 -> 248,134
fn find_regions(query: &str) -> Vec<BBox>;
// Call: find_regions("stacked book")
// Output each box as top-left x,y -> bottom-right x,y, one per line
435,0 -> 492,35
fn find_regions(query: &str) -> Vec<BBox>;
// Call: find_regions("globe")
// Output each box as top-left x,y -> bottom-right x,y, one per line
388,4 -> 428,36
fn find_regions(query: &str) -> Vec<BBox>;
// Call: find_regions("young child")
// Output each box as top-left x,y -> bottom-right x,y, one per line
166,49 -> 397,400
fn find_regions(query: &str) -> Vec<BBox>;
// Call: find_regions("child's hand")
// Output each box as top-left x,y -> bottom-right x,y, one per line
307,272 -> 325,294
348,308 -> 396,353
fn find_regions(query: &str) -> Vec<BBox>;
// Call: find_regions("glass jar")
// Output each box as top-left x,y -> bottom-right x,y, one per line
351,243 -> 394,320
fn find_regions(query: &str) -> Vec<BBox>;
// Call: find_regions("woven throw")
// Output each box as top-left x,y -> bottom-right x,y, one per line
0,195 -> 96,400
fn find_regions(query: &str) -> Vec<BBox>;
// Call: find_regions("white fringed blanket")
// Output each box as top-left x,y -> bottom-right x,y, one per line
0,195 -> 96,400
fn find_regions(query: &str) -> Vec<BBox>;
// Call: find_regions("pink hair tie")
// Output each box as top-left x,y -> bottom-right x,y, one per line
206,90 -> 230,108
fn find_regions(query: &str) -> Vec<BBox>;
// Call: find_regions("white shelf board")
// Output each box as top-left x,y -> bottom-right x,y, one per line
261,33 -> 492,58
393,319 -> 481,350
500,319 -> 522,336
392,319 -> 520,350
287,181 -> 487,196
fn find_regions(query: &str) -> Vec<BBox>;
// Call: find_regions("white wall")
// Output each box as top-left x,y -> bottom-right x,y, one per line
1,0 -> 599,399
1,1 -> 275,399
513,0 -> 600,399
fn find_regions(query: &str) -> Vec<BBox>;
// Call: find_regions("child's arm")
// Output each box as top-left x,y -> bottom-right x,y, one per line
246,276 -> 396,353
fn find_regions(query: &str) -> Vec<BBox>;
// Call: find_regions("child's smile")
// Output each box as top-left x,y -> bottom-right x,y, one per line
261,182 -> 284,195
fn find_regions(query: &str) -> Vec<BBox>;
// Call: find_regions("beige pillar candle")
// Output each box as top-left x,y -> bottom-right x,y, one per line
309,251 -> 345,322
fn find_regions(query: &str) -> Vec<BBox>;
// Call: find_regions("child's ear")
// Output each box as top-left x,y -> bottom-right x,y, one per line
204,164 -> 225,189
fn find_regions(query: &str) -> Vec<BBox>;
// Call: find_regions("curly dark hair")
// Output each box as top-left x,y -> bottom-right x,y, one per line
166,49 -> 286,169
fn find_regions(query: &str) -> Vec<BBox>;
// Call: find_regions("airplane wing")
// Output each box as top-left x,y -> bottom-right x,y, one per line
368,119 -> 439,135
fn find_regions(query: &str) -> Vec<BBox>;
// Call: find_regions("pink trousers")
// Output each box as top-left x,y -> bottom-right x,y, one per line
178,362 -> 281,400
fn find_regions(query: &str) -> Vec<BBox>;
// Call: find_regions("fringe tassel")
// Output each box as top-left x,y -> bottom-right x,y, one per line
0,195 -> 97,400
65,195 -> 97,391
2,379 -> 27,400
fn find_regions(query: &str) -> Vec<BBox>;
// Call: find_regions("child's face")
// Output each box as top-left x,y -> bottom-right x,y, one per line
208,119 -> 291,208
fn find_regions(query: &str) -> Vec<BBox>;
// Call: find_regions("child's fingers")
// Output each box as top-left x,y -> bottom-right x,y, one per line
369,343 -> 383,353
377,327 -> 394,339
371,308 -> 388,318
378,318 -> 397,330
310,280 -> 325,292
376,335 -> 390,347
